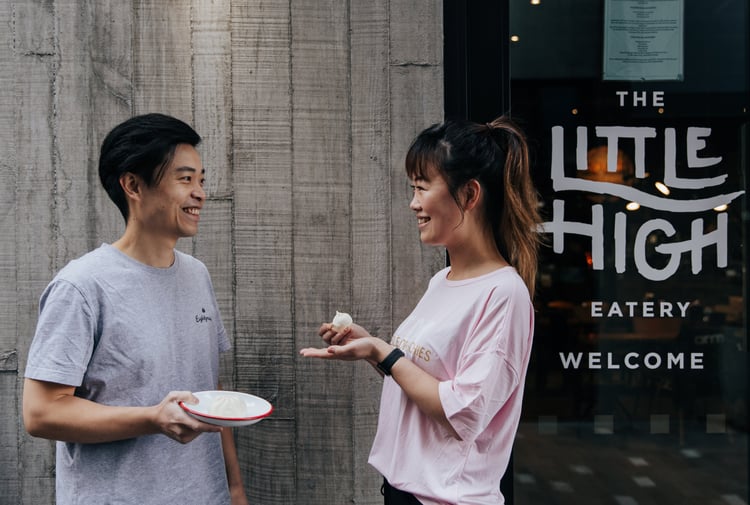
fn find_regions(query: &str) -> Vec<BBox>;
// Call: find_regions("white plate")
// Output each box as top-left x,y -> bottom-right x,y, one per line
179,390 -> 273,427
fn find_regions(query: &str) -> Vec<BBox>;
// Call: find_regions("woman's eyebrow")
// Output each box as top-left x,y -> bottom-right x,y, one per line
175,166 -> 205,174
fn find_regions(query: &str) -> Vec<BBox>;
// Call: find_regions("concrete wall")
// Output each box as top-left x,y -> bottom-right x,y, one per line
0,1 -> 444,503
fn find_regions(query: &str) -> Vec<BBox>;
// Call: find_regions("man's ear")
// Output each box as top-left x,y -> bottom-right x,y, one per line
119,173 -> 142,201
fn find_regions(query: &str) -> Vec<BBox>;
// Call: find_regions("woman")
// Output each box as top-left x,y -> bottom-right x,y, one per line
300,116 -> 542,505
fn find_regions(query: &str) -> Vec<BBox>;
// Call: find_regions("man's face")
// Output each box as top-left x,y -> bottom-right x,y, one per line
138,143 -> 206,241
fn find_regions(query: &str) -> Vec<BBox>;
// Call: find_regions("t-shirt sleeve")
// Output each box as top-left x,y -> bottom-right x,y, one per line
24,279 -> 96,387
438,289 -> 533,442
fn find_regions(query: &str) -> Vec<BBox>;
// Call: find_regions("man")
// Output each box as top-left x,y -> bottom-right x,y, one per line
23,113 -> 247,504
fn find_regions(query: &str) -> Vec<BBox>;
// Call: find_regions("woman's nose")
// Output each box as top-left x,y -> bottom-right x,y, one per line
409,191 -> 421,211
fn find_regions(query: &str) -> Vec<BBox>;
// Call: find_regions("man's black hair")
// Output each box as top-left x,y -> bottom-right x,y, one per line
98,113 -> 201,221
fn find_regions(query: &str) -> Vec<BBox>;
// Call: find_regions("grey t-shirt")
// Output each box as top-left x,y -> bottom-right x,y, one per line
25,244 -> 232,505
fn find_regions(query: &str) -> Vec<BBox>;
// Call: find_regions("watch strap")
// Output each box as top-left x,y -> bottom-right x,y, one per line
377,348 -> 405,376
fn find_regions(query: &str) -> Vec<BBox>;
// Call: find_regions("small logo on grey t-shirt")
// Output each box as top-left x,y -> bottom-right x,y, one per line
195,308 -> 213,323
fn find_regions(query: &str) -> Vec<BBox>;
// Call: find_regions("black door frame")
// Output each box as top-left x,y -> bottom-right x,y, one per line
444,0 -> 510,123
443,2 -> 515,502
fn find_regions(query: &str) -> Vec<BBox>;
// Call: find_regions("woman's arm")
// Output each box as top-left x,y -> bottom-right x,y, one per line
300,335 -> 460,439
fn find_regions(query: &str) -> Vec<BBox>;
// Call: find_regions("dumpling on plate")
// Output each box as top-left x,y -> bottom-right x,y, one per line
209,394 -> 247,418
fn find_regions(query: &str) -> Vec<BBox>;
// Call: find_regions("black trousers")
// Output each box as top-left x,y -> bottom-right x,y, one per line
381,479 -> 423,505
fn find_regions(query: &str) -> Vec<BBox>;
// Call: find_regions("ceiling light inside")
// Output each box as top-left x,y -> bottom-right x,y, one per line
654,181 -> 670,195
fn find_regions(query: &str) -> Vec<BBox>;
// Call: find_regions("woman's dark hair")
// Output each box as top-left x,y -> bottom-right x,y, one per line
98,113 -> 201,222
405,116 -> 542,297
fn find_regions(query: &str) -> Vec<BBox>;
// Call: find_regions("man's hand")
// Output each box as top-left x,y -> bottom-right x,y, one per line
151,391 -> 221,444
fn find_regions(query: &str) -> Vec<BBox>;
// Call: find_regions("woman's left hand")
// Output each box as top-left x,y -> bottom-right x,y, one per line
300,336 -> 382,363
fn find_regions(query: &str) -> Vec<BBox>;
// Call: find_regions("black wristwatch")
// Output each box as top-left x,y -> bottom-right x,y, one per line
377,348 -> 405,376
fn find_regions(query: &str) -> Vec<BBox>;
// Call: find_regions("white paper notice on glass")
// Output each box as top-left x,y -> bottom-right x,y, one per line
603,0 -> 684,81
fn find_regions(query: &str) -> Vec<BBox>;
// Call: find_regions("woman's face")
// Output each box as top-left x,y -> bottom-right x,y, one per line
408,167 -> 465,247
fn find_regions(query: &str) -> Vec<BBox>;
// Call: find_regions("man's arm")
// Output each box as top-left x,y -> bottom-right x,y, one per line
221,426 -> 248,504
22,378 -> 220,444
216,382 -> 248,504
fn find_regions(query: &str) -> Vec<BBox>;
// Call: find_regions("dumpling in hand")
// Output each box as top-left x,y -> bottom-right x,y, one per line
331,311 -> 353,331
209,394 -> 247,418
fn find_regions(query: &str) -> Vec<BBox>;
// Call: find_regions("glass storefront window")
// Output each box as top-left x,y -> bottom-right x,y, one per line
509,1 -> 749,503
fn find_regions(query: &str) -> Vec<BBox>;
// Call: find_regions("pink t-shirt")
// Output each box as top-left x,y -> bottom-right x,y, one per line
368,266 -> 534,505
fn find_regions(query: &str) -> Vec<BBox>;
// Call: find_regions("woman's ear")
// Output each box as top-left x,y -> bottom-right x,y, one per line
462,179 -> 482,211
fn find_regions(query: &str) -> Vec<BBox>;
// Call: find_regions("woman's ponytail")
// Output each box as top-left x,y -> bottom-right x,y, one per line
487,117 -> 542,298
